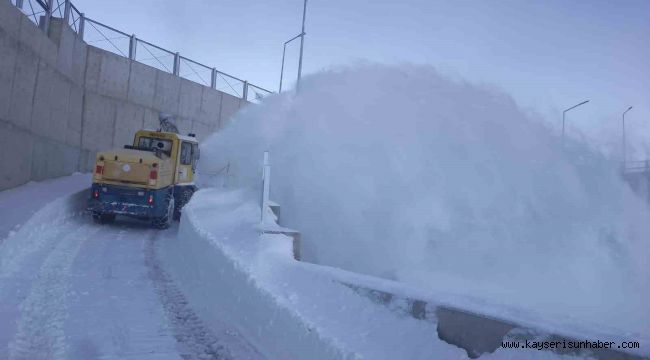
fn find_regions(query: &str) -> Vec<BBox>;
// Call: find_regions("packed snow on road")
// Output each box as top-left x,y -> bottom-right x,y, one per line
0,175 -> 261,360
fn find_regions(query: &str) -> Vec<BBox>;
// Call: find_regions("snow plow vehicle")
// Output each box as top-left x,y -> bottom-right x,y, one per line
87,121 -> 199,228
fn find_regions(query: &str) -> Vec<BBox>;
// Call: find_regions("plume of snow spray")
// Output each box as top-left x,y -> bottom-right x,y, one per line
199,64 -> 650,335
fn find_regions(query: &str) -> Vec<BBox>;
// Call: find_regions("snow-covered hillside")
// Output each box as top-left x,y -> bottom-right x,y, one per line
198,64 -> 650,337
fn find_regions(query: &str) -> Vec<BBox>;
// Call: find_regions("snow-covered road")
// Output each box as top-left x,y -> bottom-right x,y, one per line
3,177 -> 647,360
0,177 -> 263,360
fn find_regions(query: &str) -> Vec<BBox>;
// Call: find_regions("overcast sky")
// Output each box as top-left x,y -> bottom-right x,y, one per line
73,0 -> 650,157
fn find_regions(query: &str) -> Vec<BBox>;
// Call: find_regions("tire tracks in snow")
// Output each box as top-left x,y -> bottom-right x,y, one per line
7,220 -> 99,360
145,232 -> 262,360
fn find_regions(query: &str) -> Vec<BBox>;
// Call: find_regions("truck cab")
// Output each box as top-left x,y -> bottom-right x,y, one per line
87,129 -> 200,228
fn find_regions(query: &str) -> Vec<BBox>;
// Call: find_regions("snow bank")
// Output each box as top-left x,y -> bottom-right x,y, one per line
0,185 -> 88,277
161,188 -> 613,359
0,173 -> 89,242
198,64 -> 650,337
160,188 -> 473,359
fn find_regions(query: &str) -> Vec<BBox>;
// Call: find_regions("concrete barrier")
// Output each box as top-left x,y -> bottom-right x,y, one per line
0,1 -> 251,190
342,276 -> 647,360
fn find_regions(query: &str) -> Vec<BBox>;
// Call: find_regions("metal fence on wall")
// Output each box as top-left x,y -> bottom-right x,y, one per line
9,0 -> 272,102
11,0 -> 47,27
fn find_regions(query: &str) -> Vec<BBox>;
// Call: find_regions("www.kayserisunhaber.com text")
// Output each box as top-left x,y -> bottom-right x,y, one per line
501,339 -> 640,351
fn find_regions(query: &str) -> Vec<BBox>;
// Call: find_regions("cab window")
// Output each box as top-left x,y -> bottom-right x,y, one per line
180,142 -> 192,165
138,137 -> 172,156
191,143 -> 200,170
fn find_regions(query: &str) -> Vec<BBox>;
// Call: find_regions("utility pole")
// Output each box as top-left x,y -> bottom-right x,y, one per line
279,32 -> 304,93
622,106 -> 633,166
296,0 -> 308,92
562,100 -> 589,144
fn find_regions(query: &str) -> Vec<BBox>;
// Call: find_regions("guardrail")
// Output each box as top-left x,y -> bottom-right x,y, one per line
623,160 -> 650,174
197,163 -> 231,188
9,0 -> 272,101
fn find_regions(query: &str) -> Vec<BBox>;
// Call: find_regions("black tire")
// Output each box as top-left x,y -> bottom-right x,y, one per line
152,190 -> 174,229
92,212 -> 115,224
173,188 -> 194,221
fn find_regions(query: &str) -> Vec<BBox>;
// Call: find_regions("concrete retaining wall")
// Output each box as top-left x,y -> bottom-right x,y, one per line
0,0 -> 249,190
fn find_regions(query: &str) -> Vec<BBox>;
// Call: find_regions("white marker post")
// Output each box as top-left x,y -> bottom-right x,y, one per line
261,151 -> 270,223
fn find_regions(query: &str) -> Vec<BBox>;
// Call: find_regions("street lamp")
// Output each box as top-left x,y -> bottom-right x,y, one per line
622,106 -> 633,165
562,100 -> 589,143
278,32 -> 305,93
296,0 -> 308,91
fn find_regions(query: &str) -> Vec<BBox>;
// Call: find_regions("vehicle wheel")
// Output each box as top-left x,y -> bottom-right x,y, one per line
92,212 -> 115,224
153,191 -> 174,229
173,188 -> 194,221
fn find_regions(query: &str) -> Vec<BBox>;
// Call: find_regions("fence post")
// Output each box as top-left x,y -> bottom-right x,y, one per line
211,68 -> 217,89
78,13 -> 85,39
41,0 -> 52,34
242,81 -> 249,100
15,0 -> 23,9
129,34 -> 137,60
173,52 -> 180,76
63,0 -> 71,23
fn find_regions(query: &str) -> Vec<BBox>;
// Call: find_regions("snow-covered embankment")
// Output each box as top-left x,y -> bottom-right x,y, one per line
160,188 -> 467,360
0,174 -> 90,272
160,186 -> 650,359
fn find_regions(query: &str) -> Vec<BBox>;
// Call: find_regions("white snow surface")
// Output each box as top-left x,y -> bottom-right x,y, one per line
0,171 -> 640,359
198,64 -> 650,339
0,175 -> 261,360
0,173 -> 89,244
163,187 -> 585,359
